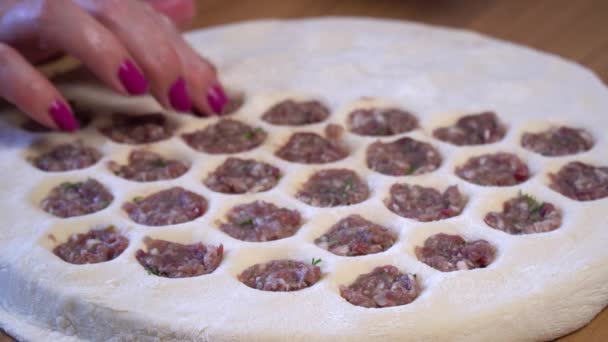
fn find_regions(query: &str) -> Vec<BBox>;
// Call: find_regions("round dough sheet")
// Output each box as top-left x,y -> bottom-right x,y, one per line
1,18 -> 608,341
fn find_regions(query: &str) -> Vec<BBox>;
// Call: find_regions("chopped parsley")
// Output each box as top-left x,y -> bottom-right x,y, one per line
243,127 -> 265,139
146,267 -> 161,276
519,191 -> 544,215
405,165 -> 418,175
60,182 -> 80,190
150,159 -> 167,168
311,257 -> 322,266
341,177 -> 354,197
375,127 -> 388,135
238,218 -> 254,226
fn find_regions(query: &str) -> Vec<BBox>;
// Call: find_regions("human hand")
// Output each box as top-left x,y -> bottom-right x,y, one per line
0,0 -> 227,131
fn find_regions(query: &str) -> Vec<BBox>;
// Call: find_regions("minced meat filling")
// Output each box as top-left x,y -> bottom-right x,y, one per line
99,113 -> 175,144
219,201 -> 302,242
32,141 -> 102,172
136,237 -> 223,278
238,259 -> 321,292
296,169 -> 369,207
108,150 -> 189,182
53,226 -> 128,265
262,99 -> 329,125
521,126 -> 593,156
366,137 -> 441,176
181,119 -> 266,154
123,187 -> 207,226
415,233 -> 495,272
456,153 -> 530,186
432,111 -> 506,146
385,184 -> 466,222
204,158 -> 281,194
314,215 -> 396,256
275,132 -> 348,164
340,265 -> 420,308
549,161 -> 608,201
41,179 -> 113,218
348,108 -> 418,136
484,193 -> 562,234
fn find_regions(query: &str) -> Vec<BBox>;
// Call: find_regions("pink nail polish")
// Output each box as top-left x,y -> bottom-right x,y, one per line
49,100 -> 78,132
207,85 -> 228,114
169,78 -> 192,112
118,60 -> 148,95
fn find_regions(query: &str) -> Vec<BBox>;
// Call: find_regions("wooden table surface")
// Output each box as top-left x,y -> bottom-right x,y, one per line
2,0 -> 607,341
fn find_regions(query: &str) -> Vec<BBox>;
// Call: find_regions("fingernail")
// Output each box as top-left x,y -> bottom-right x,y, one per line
169,78 -> 192,112
118,60 -> 148,95
207,84 -> 228,114
49,100 -> 78,132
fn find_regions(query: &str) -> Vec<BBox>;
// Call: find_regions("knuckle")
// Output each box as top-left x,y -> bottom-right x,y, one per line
149,46 -> 182,77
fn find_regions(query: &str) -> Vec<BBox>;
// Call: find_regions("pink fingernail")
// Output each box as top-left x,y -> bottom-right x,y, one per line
207,84 -> 228,114
49,100 -> 78,132
118,60 -> 148,95
168,78 -> 192,112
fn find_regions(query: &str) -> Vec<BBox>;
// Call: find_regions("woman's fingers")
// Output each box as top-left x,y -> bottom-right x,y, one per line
38,0 -> 148,96
1,0 -> 224,120
158,15 -> 226,115
82,0 -> 190,112
0,42 -> 77,131
145,0 -> 196,27
82,0 -> 226,115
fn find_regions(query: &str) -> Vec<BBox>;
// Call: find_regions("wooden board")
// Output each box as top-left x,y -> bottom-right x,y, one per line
1,0 -> 607,340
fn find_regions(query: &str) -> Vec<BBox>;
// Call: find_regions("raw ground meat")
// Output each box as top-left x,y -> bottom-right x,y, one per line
348,108 -> 418,136
340,265 -> 420,308
549,161 -> 608,201
99,113 -> 175,144
136,237 -> 223,278
415,233 -> 495,272
41,179 -> 113,218
432,111 -> 506,146
296,169 -> 369,207
484,192 -> 562,234
123,187 -> 207,226
32,141 -> 102,172
314,215 -> 396,256
456,153 -> 530,186
366,137 -> 441,176
275,132 -> 348,164
52,226 -> 128,265
385,184 -> 466,222
238,259 -> 321,292
108,150 -> 189,182
219,201 -> 302,242
204,158 -> 281,194
521,126 -> 594,156
262,99 -> 329,125
181,119 -> 266,154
